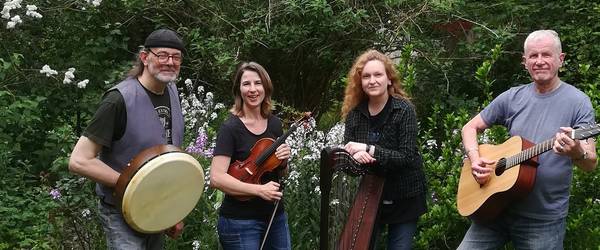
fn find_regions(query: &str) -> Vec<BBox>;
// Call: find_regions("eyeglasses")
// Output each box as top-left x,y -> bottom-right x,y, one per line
147,49 -> 183,65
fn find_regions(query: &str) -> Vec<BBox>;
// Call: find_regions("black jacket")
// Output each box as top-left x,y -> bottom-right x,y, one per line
343,96 -> 426,200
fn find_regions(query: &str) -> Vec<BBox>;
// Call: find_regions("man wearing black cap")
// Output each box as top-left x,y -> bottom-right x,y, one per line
69,28 -> 186,249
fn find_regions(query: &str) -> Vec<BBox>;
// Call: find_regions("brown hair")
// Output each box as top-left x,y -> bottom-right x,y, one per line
341,49 -> 410,119
127,48 -> 145,77
230,62 -> 273,118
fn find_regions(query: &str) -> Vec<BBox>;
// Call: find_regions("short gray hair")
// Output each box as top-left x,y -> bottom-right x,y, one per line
524,30 -> 562,53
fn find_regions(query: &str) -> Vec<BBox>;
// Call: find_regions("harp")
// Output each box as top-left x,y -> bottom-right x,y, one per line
319,147 -> 385,250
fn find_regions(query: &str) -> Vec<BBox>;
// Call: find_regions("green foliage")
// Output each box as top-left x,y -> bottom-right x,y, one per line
416,103 -> 472,249
0,91 -> 45,172
397,44 -> 417,96
2,0 -> 600,249
475,44 -> 502,106
0,184 -> 57,249
283,158 -> 322,249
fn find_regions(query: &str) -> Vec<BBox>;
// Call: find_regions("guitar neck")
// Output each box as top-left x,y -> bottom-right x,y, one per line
505,138 -> 554,168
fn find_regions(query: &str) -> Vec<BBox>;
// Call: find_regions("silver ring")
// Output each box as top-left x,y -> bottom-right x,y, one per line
559,145 -> 564,151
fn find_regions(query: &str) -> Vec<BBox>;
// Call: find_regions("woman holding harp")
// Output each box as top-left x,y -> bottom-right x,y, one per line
341,49 -> 427,249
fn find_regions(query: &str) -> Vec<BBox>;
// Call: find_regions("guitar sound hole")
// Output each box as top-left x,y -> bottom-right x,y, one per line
495,158 -> 506,176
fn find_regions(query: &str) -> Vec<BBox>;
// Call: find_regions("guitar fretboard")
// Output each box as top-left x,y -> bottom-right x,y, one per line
504,138 -> 554,169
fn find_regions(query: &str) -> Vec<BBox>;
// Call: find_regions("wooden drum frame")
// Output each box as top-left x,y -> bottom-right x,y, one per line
114,145 -> 205,233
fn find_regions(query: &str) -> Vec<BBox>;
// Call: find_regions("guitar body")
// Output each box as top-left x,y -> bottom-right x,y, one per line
457,136 -> 538,223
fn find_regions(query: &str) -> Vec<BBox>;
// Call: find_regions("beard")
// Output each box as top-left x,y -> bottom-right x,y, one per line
147,62 -> 178,83
153,71 -> 178,83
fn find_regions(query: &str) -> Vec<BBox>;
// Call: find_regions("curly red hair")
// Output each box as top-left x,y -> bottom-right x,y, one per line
341,49 -> 410,119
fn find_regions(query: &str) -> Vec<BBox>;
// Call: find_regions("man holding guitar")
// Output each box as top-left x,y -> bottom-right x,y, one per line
458,30 -> 597,249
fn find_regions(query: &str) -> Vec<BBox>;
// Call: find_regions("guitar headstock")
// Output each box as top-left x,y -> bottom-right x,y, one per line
572,123 -> 600,140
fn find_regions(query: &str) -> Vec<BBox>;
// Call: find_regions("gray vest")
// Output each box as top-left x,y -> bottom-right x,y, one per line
96,77 -> 184,205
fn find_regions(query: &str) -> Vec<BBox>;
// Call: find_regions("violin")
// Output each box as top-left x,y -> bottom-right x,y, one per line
227,113 -> 310,200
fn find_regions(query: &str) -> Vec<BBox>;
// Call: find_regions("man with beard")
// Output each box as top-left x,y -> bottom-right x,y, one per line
69,28 -> 186,249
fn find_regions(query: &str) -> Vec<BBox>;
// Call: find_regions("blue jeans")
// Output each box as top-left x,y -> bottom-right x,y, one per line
371,220 -> 418,250
457,212 -> 566,250
98,201 -> 164,250
217,212 -> 291,250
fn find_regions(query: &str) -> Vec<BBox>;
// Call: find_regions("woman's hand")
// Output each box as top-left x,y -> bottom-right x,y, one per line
256,181 -> 282,201
352,151 -> 376,164
344,141 -> 368,155
275,143 -> 291,160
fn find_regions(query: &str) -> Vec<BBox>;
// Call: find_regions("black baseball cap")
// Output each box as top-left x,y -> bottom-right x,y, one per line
144,28 -> 185,52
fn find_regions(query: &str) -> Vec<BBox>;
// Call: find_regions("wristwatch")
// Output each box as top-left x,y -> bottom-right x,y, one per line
581,150 -> 588,160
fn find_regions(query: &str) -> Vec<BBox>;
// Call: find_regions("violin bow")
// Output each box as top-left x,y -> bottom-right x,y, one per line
260,196 -> 281,250
259,111 -> 313,250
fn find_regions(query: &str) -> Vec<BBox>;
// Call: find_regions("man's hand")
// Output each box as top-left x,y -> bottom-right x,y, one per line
471,157 -> 495,185
553,127 -> 584,159
165,221 -> 184,239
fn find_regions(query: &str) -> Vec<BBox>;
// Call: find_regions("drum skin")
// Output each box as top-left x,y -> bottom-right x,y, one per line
114,145 -> 205,233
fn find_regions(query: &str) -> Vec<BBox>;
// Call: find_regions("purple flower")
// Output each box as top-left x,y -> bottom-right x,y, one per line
186,130 -> 214,157
50,188 -> 61,200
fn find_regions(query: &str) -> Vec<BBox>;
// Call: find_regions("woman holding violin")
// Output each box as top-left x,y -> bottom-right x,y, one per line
210,61 -> 292,250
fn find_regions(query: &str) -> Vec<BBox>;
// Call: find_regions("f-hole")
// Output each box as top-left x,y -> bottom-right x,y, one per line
495,158 -> 507,176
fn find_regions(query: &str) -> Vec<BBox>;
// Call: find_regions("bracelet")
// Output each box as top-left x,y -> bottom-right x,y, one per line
365,144 -> 370,152
368,145 -> 375,155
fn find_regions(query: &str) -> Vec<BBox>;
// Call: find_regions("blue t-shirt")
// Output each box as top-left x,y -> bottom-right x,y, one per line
480,81 -> 595,220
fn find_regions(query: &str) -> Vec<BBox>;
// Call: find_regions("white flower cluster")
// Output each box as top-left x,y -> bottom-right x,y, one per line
325,122 -> 345,147
191,240 -> 200,250
81,208 -> 91,218
2,1 -> 42,29
25,4 -> 40,18
285,117 -> 319,159
425,139 -> 437,150
39,64 -> 57,76
77,79 -> 89,88
284,120 -> 346,189
180,78 -> 225,153
85,0 -> 102,7
480,129 -> 492,144
40,65 -> 89,88
63,67 -> 76,84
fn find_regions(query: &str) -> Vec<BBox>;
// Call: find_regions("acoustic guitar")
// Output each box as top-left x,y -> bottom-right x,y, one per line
457,124 -> 600,222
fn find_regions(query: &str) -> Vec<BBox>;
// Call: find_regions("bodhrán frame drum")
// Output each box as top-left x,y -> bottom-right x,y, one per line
114,145 -> 204,233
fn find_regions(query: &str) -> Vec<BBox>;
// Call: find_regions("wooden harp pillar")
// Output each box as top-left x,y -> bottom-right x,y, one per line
319,147 -> 385,250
